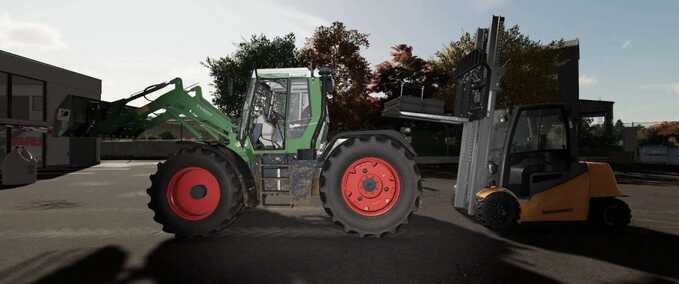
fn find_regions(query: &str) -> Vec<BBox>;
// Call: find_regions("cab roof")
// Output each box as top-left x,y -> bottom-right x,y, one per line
253,68 -> 312,79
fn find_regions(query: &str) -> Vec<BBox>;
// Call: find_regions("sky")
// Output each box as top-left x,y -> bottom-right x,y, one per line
1,0 -> 677,123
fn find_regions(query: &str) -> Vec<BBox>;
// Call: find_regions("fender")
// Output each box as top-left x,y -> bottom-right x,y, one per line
320,130 -> 417,160
179,142 -> 258,206
476,186 -> 520,201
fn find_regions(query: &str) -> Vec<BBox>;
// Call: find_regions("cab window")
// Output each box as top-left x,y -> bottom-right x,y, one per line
248,79 -> 288,149
286,79 -> 311,139
510,108 -> 566,154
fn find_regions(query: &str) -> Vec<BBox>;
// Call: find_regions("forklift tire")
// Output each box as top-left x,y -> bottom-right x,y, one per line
590,198 -> 631,231
320,136 -> 421,237
147,146 -> 244,238
476,192 -> 520,231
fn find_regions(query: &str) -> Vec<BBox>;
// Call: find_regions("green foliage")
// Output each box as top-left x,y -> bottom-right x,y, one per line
204,33 -> 300,119
578,118 -> 623,155
499,26 -> 567,108
429,32 -> 476,110
299,22 -> 377,132
429,26 -> 569,111
159,131 -> 176,140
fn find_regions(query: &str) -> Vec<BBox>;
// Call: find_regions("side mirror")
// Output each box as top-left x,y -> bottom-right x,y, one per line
319,66 -> 335,96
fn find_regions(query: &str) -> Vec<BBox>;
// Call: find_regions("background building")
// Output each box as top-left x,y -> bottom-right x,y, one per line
0,50 -> 101,170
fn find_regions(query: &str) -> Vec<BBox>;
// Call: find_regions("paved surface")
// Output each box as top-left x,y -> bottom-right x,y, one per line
0,161 -> 677,283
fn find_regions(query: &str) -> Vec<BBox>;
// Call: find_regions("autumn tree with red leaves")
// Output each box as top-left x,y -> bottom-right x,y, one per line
368,44 -> 443,101
640,122 -> 679,146
299,22 -> 379,133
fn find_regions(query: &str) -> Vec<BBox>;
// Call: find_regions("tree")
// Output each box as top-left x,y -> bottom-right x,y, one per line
499,25 -> 566,109
430,26 -> 568,112
204,33 -> 300,119
640,121 -> 679,146
368,44 -> 443,101
299,22 -> 377,132
578,118 -> 624,155
429,32 -> 476,111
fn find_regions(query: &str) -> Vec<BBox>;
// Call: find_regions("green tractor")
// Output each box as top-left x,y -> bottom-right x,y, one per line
56,67 -> 421,237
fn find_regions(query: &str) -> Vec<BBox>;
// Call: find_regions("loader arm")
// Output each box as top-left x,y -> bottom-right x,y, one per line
55,78 -> 238,144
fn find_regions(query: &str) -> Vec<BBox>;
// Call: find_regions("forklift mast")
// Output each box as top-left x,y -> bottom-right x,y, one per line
453,15 -> 507,214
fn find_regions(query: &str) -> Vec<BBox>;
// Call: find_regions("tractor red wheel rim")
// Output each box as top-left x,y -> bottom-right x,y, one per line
166,167 -> 221,221
341,157 -> 401,216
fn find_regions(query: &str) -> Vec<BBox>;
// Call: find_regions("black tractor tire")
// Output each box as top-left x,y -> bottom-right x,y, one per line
475,192 -> 520,231
147,146 -> 244,238
319,136 -> 421,237
590,198 -> 631,231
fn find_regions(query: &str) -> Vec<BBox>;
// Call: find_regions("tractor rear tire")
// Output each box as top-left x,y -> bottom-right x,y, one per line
590,198 -> 631,231
320,136 -> 421,237
147,146 -> 244,238
476,192 -> 520,231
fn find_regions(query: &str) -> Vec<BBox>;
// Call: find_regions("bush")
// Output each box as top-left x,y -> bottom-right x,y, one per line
159,131 -> 176,140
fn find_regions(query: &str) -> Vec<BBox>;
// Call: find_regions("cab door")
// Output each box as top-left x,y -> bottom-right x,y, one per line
500,105 -> 589,221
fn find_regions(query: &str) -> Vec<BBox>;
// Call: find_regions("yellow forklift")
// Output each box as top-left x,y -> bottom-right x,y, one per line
386,16 -> 631,231
472,104 -> 631,230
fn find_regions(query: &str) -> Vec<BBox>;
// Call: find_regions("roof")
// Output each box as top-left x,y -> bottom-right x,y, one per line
579,99 -> 614,104
0,49 -> 101,81
253,68 -> 312,79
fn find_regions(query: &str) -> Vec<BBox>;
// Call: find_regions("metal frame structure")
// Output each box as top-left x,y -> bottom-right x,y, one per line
451,16 -> 506,214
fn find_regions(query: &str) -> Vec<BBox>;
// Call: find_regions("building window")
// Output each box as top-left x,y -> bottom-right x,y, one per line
0,73 -> 7,119
31,96 -> 43,112
11,75 -> 45,121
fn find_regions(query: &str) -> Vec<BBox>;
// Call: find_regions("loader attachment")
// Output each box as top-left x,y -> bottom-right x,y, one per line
55,95 -> 148,138
54,78 -> 238,143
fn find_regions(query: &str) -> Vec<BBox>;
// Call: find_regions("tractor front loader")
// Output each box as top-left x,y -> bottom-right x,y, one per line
56,68 -> 422,238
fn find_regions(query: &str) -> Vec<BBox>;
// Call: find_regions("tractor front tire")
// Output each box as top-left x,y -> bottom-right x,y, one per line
147,147 -> 244,238
476,192 -> 520,231
320,136 -> 421,237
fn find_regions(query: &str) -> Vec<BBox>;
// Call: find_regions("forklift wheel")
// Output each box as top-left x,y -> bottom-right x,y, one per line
590,198 -> 631,230
320,136 -> 421,237
476,192 -> 520,231
147,146 -> 244,238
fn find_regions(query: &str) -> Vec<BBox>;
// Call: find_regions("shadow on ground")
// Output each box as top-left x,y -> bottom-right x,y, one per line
8,209 -> 679,284
10,209 -> 556,284
419,164 -> 458,179
0,166 -> 92,190
503,223 -> 679,282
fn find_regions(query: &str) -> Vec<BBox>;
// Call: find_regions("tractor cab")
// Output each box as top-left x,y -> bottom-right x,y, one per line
239,68 -> 329,157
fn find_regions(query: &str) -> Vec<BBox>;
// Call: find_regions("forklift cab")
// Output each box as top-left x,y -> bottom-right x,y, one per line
500,104 -> 587,199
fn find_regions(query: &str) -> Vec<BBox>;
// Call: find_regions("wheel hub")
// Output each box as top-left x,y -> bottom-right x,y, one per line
341,157 -> 401,216
166,167 -> 221,221
190,185 -> 208,199
362,178 -> 377,192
